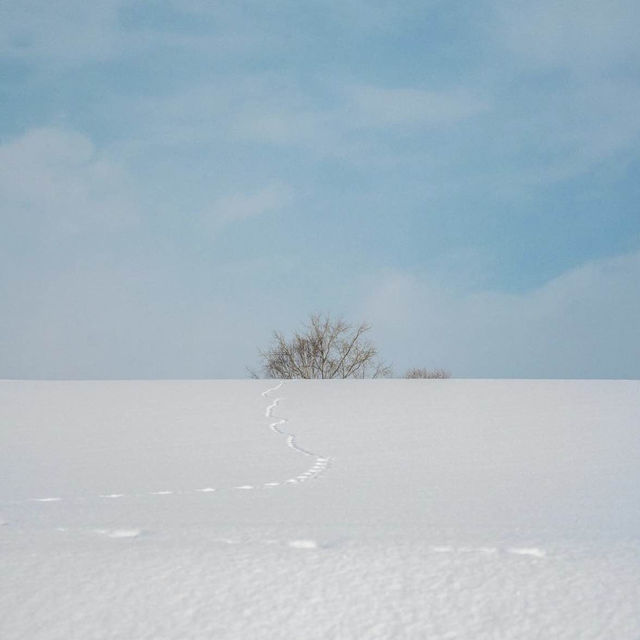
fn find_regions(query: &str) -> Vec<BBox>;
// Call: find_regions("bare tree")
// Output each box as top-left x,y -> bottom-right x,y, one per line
254,313 -> 391,379
404,367 -> 451,379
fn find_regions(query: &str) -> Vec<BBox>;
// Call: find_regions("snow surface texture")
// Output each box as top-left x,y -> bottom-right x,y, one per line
1,379 -> 639,639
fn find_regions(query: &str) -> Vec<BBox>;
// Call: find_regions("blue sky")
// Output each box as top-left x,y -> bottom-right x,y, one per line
1,0 -> 639,379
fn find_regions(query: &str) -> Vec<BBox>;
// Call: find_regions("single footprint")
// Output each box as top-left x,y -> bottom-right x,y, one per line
108,529 -> 142,538
288,539 -> 318,549
507,547 -> 546,558
93,528 -> 142,539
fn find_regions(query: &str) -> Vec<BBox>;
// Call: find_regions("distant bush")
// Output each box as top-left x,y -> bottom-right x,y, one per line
252,313 -> 391,379
404,367 -> 451,379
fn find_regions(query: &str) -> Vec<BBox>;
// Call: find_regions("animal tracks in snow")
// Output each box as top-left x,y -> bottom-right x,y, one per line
429,545 -> 547,558
261,381 -> 332,488
197,536 -> 548,557
6,381 -> 331,507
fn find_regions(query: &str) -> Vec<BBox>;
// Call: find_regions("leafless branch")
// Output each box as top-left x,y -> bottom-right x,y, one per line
404,367 -> 451,379
253,313 -> 391,379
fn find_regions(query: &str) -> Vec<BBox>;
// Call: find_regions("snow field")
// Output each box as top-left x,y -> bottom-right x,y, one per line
0,379 -> 639,639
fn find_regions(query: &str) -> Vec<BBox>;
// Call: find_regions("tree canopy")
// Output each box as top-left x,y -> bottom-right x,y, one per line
255,313 -> 391,379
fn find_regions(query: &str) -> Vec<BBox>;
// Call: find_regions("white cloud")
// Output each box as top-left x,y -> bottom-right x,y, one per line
0,1 -> 123,64
497,0 -> 640,73
496,79 -> 640,188
0,0 -> 261,68
486,0 -> 640,185
347,86 -> 489,128
0,264 -> 264,379
205,184 -> 293,228
230,81 -> 488,159
0,128 -> 139,237
362,250 -> 640,379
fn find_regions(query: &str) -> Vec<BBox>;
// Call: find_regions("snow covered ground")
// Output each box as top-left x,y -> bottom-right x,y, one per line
1,379 -> 639,639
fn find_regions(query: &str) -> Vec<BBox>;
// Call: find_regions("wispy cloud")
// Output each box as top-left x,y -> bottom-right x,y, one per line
0,128 -> 139,238
205,184 -> 293,229
0,1 -> 123,64
230,81 -> 488,156
347,86 -> 489,128
362,250 -> 640,378
496,0 -> 640,73
0,0 -> 271,68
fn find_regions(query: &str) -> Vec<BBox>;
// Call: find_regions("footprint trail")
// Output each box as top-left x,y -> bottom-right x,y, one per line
3,381 -> 332,505
260,381 -> 332,487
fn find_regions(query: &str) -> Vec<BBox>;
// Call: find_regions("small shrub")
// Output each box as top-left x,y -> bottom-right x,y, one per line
252,313 -> 391,379
404,367 -> 451,379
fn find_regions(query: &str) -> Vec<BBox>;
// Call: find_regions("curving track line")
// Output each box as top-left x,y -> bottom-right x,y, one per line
261,382 -> 332,485
2,381 -> 332,505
